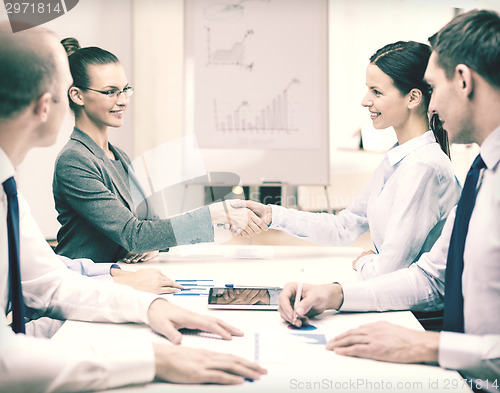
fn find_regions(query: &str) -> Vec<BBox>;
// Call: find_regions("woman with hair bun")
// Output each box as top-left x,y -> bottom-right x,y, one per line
247,41 -> 461,279
53,38 -> 266,266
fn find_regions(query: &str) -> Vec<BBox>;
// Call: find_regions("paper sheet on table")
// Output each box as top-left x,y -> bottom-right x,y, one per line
151,327 -> 326,365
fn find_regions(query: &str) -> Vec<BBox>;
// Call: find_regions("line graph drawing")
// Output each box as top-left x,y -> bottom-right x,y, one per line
187,0 -> 328,179
206,27 -> 254,70
213,79 -> 300,133
204,0 -> 271,21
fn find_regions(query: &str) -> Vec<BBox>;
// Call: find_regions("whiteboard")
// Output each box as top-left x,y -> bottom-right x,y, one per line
184,0 -> 329,185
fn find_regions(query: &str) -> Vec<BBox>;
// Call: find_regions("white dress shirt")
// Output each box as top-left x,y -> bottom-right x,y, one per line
0,148 -> 160,392
340,126 -> 500,386
58,255 -> 117,282
271,131 -> 461,279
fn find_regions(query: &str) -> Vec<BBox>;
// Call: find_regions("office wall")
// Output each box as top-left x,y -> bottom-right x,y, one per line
131,0 -> 184,156
131,0 -> 206,218
0,0 -> 134,239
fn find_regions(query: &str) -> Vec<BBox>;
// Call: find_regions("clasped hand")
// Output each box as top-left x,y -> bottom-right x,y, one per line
209,199 -> 270,237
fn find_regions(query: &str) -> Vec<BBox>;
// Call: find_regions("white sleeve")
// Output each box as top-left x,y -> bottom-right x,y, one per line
18,195 -> 157,323
339,208 -> 455,312
269,189 -> 370,246
0,323 -> 155,393
58,255 -> 117,282
439,332 -> 500,382
0,195 -> 159,392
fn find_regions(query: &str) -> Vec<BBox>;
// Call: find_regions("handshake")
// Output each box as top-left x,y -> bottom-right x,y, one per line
209,200 -> 272,237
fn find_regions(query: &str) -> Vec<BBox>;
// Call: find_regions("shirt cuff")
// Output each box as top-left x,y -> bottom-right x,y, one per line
96,264 -> 121,282
337,281 -> 377,312
439,331 -> 484,371
92,275 -> 114,283
269,205 -> 287,229
86,263 -> 117,277
355,254 -> 374,277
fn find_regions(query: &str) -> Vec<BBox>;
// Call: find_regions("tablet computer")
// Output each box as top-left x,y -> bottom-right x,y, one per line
208,287 -> 281,310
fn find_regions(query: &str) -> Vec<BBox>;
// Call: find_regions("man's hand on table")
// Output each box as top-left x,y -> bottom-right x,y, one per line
148,299 -> 267,384
327,321 -> 439,364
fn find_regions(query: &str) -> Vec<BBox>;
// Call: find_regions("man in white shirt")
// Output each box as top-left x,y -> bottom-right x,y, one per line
0,22 -> 266,393
278,9 -> 500,390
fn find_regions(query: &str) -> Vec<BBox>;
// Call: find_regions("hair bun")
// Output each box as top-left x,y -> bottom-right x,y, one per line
61,37 -> 81,57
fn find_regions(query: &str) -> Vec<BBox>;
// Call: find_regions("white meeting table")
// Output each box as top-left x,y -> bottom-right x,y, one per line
54,245 -> 472,393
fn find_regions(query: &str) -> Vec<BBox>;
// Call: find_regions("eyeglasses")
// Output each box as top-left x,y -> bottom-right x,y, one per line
78,86 -> 134,99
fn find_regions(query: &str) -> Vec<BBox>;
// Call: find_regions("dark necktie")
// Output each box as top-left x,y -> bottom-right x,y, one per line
3,177 -> 25,334
443,154 -> 486,333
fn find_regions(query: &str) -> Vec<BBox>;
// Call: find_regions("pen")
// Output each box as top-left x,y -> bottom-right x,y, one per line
292,268 -> 304,326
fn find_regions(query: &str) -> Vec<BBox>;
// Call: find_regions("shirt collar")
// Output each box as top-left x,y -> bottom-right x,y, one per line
386,130 -> 436,167
479,125 -> 500,171
0,147 -> 15,185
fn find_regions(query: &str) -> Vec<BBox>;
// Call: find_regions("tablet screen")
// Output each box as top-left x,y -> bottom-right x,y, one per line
208,287 -> 281,310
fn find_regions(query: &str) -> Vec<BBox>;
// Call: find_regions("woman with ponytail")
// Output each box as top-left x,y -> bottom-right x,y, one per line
53,38 -> 266,266
247,41 -> 461,279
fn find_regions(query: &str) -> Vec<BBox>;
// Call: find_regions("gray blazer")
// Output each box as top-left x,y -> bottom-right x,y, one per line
53,128 -> 214,262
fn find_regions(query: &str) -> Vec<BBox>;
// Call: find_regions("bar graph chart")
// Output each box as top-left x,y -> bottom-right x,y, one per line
213,79 -> 300,133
